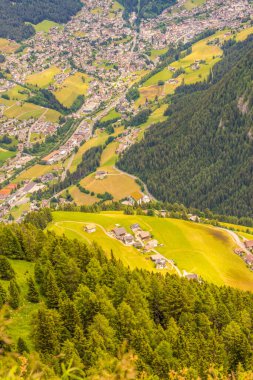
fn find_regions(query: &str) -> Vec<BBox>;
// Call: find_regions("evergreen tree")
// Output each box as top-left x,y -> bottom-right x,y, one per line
17,337 -> 29,354
27,277 -> 39,303
0,256 -> 15,280
8,279 -> 20,309
33,307 -> 61,356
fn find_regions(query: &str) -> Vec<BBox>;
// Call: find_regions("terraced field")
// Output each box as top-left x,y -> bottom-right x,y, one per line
49,211 -> 253,291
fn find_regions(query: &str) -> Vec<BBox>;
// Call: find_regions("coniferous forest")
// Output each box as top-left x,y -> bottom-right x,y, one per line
1,211 -> 253,378
0,0 -> 82,41
118,36 -> 253,217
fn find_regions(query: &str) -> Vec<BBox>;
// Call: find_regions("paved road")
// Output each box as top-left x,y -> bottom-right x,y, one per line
114,165 -> 157,201
221,227 -> 253,256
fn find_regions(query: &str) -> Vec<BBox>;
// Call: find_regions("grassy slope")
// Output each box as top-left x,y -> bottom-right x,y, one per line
184,0 -> 206,10
0,149 -> 16,165
49,211 -> 253,291
32,20 -> 62,33
54,72 -> 91,108
26,66 -> 61,88
0,260 -> 39,350
136,28 -> 252,106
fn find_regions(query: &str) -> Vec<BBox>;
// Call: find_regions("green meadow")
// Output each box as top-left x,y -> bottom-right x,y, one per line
0,149 -> 16,165
48,211 -> 253,291
0,260 -> 39,350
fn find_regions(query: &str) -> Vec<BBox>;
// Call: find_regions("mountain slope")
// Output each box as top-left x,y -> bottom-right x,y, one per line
118,37 -> 253,217
0,0 -> 82,41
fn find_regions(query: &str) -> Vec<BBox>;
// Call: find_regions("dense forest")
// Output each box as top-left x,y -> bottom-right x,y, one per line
1,210 -> 253,378
0,0 -> 82,41
118,36 -> 253,217
118,0 -> 176,21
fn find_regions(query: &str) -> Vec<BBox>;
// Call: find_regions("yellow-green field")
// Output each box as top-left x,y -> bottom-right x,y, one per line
49,211 -> 253,291
100,108 -> 121,122
0,260 -> 39,350
14,164 -> 59,183
0,148 -> 16,164
54,72 -> 91,108
111,1 -> 124,11
150,48 -> 168,60
70,130 -> 109,173
136,28 -> 253,106
26,66 -> 61,88
184,0 -> 206,10
80,167 -> 140,201
32,20 -> 62,33
100,141 -> 119,167
11,202 -> 30,220
0,38 -> 19,54
68,185 -> 99,206
2,100 -> 60,122
220,222 -> 253,240
3,85 -> 29,101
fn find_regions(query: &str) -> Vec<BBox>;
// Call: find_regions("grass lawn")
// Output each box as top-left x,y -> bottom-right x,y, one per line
111,1 -> 124,11
3,85 -> 29,101
68,185 -> 99,205
49,211 -> 253,291
26,66 -> 61,88
0,38 -> 19,54
0,148 -> 16,165
54,72 -> 91,108
80,167 -> 140,201
0,260 -> 39,350
100,108 -> 121,123
69,130 -> 109,173
11,202 -> 30,220
32,20 -> 62,33
236,26 -> 253,42
14,165 -> 55,183
100,141 -> 119,167
150,48 -> 168,60
184,0 -> 206,10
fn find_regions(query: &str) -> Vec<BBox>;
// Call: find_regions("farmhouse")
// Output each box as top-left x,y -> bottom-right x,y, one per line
138,230 -> 151,241
145,239 -> 158,251
123,233 -> 134,245
150,253 -> 167,269
245,240 -> 253,251
128,192 -> 150,205
85,224 -> 96,233
183,270 -> 199,281
130,223 -> 140,232
95,170 -> 108,180
112,227 -> 127,240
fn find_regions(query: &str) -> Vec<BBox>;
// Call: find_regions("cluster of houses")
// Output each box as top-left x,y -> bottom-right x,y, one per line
234,240 -> 253,268
139,0 -> 252,50
111,223 -> 159,252
43,121 -> 91,164
115,128 -> 139,155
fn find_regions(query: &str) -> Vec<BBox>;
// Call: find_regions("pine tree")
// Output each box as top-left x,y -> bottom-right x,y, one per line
33,307 -> 60,355
27,277 -> 39,303
17,337 -> 29,354
8,279 -> 20,309
0,256 -> 15,280
45,270 -> 59,309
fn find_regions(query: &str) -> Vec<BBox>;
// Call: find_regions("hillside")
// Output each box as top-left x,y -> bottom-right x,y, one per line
118,36 -> 253,217
1,210 -> 253,379
0,0 -> 82,41
48,211 -> 253,291
118,0 -> 176,20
